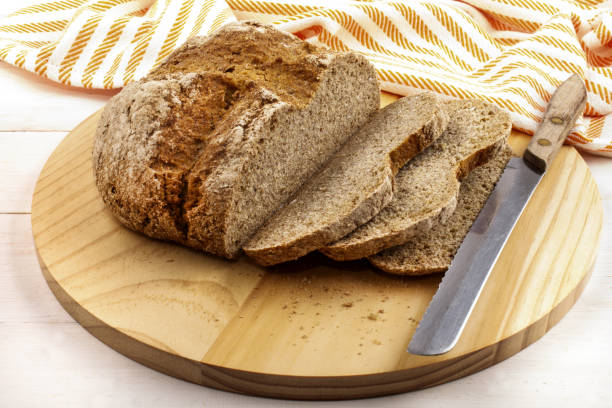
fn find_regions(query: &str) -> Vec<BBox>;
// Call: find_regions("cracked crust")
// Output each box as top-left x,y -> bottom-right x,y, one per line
93,21 -> 380,258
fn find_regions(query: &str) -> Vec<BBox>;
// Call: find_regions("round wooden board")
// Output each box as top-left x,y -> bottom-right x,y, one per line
33,103 -> 603,400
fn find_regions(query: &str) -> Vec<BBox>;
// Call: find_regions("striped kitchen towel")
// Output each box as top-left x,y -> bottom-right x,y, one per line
1,1 -> 611,156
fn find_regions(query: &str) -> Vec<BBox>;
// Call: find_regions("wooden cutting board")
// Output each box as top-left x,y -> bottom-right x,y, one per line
32,94 -> 603,400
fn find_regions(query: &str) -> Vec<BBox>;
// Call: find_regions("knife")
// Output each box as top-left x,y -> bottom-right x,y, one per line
408,74 -> 587,356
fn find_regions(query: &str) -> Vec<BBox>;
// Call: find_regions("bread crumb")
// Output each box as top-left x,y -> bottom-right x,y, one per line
367,313 -> 378,321
301,334 -> 308,339
342,302 -> 353,308
372,339 -> 381,345
378,309 -> 384,314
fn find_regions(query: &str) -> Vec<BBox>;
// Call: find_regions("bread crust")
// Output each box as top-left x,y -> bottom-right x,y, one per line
93,21 -> 379,258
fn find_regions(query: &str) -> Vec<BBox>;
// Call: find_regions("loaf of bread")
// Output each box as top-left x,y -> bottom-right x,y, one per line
243,93 -> 448,266
321,99 -> 511,261
368,145 -> 514,275
93,21 -> 380,259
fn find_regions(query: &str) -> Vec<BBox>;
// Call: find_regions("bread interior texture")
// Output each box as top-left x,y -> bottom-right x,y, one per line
145,25 -> 380,257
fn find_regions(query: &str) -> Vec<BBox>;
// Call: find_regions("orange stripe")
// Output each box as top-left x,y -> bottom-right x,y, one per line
34,43 -> 56,77
9,40 -> 51,48
352,4 -> 466,69
281,5 -> 477,71
596,21 -> 612,45
81,16 -> 131,87
488,16 -> 517,32
501,0 -> 559,15
86,0 -> 133,13
208,7 -> 233,34
530,34 -> 585,58
14,49 -> 27,67
371,52 -> 554,110
228,0 -> 318,19
495,47 -> 584,75
153,0 -> 193,67
423,3 -> 490,62
275,7 -> 472,72
188,0 -> 216,37
12,0 -> 87,16
123,20 -> 158,83
103,52 -> 123,88
568,0 -> 602,10
378,67 -> 541,122
0,20 -> 70,33
390,3 -> 474,71
484,9 -> 541,33
317,26 -> 349,52
585,79 -> 612,107
127,7 -> 148,17
494,37 -> 520,46
585,116 -> 605,142
0,43 -> 17,60
485,73 -> 552,104
58,14 -> 103,84
362,49 -> 459,73
453,6 -> 505,52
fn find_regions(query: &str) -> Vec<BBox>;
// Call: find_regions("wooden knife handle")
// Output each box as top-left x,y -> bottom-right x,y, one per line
524,74 -> 587,173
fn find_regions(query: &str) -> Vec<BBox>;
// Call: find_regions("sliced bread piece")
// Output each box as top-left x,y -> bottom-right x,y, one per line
321,99 -> 511,261
243,93 -> 449,266
93,21 -> 380,259
368,144 -> 514,275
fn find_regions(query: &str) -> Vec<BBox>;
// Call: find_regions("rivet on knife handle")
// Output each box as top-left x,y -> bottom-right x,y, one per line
523,74 -> 587,173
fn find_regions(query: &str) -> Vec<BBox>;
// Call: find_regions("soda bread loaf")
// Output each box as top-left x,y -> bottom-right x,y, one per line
320,99 -> 511,261
243,93 -> 449,266
368,144 -> 514,275
93,21 -> 380,259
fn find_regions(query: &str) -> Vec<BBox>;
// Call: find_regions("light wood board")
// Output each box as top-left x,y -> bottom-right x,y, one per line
32,96 -> 603,400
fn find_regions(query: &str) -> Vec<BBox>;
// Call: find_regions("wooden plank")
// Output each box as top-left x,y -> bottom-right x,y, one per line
0,132 -> 65,213
0,64 -> 118,131
0,214 -> 74,323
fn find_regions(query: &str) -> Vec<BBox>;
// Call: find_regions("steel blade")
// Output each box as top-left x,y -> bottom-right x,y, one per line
408,157 -> 542,355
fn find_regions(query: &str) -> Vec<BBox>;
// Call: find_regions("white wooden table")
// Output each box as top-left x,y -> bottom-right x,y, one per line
1,3 -> 611,407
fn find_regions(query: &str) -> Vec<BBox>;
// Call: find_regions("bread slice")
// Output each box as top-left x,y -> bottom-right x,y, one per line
321,99 -> 511,261
368,144 -> 514,275
243,93 -> 449,266
93,21 -> 380,259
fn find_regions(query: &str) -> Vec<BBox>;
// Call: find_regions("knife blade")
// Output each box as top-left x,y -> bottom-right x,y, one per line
408,74 -> 587,356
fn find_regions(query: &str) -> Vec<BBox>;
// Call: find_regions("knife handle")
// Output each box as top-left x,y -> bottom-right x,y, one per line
524,74 -> 587,173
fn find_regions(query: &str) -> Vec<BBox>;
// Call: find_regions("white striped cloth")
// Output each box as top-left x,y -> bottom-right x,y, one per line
1,0 -> 612,156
